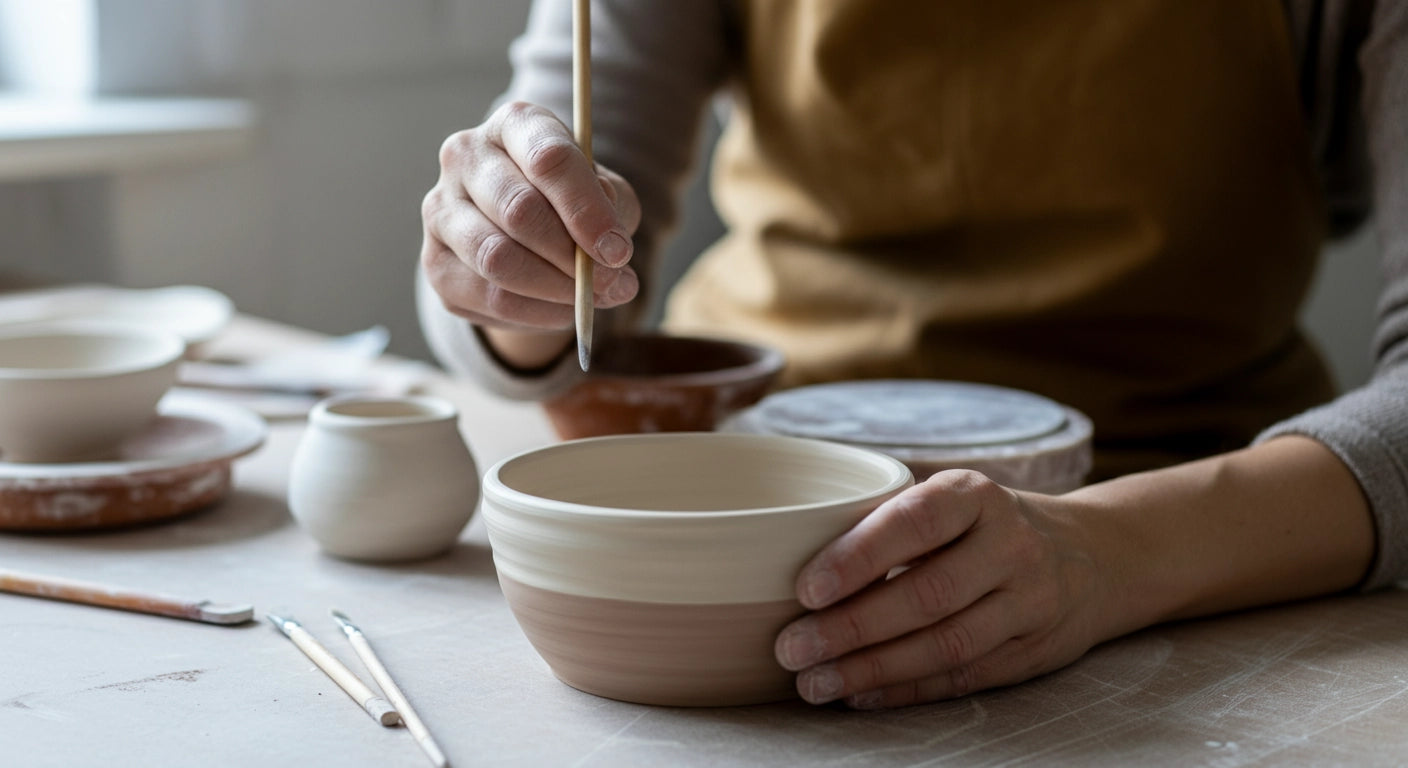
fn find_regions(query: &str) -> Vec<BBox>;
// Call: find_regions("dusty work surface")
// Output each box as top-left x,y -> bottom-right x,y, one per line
3,315 -> 1408,767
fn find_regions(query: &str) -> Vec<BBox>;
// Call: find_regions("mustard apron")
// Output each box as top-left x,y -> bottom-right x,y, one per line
665,0 -> 1331,478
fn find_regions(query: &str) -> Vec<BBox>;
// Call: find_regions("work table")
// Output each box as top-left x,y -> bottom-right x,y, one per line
3,315 -> 1407,767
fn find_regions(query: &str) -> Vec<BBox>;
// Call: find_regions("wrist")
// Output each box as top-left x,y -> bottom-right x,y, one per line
480,327 -> 575,372
1058,437 -> 1373,634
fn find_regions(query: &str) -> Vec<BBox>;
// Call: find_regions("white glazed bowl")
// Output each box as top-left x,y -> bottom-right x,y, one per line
482,432 -> 914,706
0,323 -> 184,462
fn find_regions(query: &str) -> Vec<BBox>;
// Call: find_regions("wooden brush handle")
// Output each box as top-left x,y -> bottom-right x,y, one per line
0,568 -> 203,620
573,0 -> 595,369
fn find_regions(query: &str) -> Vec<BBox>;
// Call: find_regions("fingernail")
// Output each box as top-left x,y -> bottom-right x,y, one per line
594,231 -> 632,267
847,691 -> 884,710
799,665 -> 844,704
802,568 -> 840,608
607,269 -> 638,303
777,622 -> 826,670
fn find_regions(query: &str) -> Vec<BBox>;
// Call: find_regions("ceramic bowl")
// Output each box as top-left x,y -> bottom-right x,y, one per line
540,333 -> 785,440
482,432 -> 914,706
0,323 -> 184,462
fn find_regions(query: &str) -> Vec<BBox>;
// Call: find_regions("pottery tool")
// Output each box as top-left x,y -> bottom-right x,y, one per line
266,613 -> 402,727
0,568 -> 253,625
331,610 -> 449,768
572,0 -> 594,371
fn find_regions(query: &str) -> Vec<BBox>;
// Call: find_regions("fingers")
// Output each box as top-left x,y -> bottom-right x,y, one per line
775,530 -> 1010,673
788,591 -> 1027,706
842,633 -> 1058,710
423,102 -> 643,330
421,239 -> 573,331
487,102 -> 636,268
423,191 -> 638,306
795,471 -> 1009,611
774,470 -> 1100,708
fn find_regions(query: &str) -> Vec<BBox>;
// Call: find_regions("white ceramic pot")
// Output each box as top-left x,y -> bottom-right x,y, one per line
289,395 -> 478,561
482,432 -> 914,706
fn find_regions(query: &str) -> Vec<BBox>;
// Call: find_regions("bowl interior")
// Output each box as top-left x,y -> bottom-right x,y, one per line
0,330 -> 183,376
494,433 -> 908,513
591,334 -> 781,381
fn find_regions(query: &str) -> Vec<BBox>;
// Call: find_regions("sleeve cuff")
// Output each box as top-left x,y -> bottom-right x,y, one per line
1254,367 -> 1408,591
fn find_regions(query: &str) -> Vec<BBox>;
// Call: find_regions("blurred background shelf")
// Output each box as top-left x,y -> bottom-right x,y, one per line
0,96 -> 253,180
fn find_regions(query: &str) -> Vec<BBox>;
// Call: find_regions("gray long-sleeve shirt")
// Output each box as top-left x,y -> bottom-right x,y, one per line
419,0 -> 1408,589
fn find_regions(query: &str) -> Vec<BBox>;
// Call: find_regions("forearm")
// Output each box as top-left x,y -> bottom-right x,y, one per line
1060,435 -> 1373,641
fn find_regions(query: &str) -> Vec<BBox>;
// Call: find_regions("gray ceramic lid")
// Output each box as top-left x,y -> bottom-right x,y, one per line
723,380 -> 1093,493
752,380 -> 1068,447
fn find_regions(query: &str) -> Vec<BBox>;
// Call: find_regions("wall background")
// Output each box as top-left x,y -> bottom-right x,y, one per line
0,0 -> 1385,393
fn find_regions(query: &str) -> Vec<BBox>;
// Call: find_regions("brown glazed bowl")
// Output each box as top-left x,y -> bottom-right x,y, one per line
540,333 -> 785,440
481,432 -> 914,706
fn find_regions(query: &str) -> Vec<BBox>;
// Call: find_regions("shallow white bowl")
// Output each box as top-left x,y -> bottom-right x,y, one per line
482,432 -> 914,706
0,323 -> 184,462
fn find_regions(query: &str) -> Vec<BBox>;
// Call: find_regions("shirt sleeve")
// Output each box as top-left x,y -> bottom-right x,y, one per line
1256,0 -> 1408,591
418,0 -> 732,400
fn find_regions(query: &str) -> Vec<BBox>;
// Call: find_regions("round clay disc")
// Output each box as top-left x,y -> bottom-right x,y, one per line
754,380 -> 1068,448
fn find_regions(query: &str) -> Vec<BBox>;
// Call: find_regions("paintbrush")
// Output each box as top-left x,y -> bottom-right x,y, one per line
0,568 -> 252,625
573,0 -> 594,371
332,610 -> 450,768
267,613 -> 402,727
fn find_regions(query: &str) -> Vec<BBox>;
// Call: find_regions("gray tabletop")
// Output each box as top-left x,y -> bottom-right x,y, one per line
3,316 -> 1407,767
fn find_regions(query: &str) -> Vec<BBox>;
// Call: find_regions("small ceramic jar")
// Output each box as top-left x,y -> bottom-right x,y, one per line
288,395 -> 478,561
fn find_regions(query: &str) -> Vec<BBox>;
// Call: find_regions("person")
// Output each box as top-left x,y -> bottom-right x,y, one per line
418,1 -> 1407,709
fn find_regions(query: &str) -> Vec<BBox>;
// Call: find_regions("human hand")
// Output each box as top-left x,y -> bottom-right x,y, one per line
421,101 -> 642,334
774,470 -> 1108,709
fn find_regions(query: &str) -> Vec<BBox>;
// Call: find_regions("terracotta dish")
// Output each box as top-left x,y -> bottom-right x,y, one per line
482,432 -> 913,706
0,391 -> 266,530
0,323 -> 184,462
541,333 -> 784,439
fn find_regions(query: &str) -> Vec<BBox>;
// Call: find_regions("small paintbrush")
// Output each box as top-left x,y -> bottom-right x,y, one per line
332,610 -> 450,768
267,613 -> 401,727
573,0 -> 594,371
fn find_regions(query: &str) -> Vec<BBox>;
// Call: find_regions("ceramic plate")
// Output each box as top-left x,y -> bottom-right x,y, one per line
0,285 -> 235,345
0,391 -> 266,530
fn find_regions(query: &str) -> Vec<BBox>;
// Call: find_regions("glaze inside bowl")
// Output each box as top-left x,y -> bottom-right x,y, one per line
540,333 -> 785,440
482,432 -> 913,706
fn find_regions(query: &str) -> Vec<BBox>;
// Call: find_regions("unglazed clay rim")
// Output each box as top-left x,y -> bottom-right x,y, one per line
586,333 -> 786,388
0,391 -> 266,480
483,431 -> 912,521
311,394 -> 459,429
0,322 -> 185,380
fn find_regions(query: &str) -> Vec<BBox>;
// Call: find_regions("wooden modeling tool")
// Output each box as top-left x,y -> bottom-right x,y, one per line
267,613 -> 402,727
573,0 -> 594,371
0,568 -> 253,625
332,610 -> 450,768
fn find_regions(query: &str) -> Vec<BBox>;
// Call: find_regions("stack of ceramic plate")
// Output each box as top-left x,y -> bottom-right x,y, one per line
722,380 -> 1092,493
